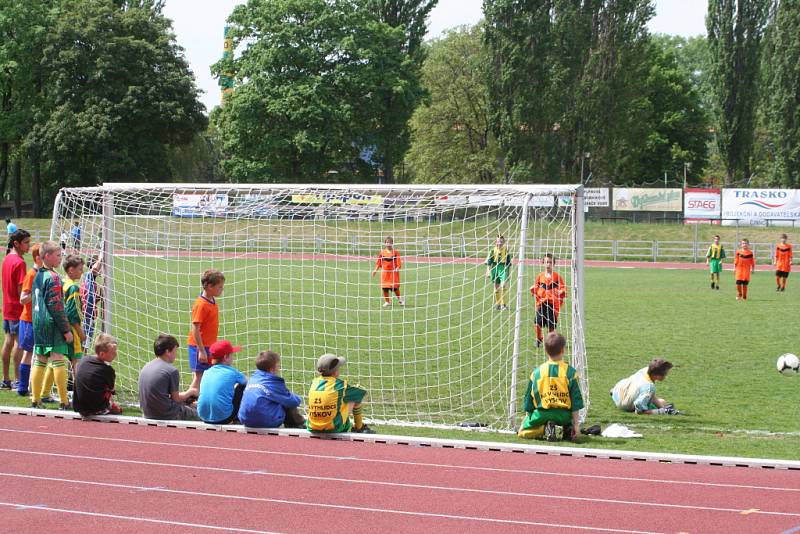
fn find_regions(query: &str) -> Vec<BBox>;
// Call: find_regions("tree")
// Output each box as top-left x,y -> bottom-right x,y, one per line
765,0 -> 800,187
365,0 -> 437,183
707,0 -> 771,185
26,0 -> 206,200
213,0 -> 421,182
405,25 -> 499,183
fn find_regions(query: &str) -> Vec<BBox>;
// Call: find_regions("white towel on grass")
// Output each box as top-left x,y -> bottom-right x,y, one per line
601,423 -> 643,438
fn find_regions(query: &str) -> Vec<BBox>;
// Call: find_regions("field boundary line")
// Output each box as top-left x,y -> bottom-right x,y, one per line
1,407 -> 798,471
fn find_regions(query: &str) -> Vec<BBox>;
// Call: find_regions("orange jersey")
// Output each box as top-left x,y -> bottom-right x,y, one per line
375,248 -> 401,289
734,248 -> 755,281
187,295 -> 219,347
530,271 -> 566,313
19,267 -> 37,322
775,243 -> 793,272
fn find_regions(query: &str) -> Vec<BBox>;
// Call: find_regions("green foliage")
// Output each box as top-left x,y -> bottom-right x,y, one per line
213,0 -> 426,183
764,0 -> 800,187
707,0 -> 771,185
405,25 -> 500,183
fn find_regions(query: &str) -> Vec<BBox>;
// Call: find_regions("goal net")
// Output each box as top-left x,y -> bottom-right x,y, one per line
51,184 -> 586,430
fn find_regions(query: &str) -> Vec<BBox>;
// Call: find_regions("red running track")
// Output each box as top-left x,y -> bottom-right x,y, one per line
0,414 -> 797,533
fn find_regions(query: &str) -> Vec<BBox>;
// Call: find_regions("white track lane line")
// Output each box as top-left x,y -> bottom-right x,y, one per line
0,427 -> 796,494
0,473 -> 663,534
0,500 -> 278,533
0,448 -> 798,519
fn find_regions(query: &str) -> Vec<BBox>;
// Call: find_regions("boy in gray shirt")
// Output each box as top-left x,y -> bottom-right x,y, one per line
138,334 -> 199,420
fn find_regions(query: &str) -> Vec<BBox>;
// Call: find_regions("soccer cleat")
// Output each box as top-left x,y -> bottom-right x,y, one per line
495,305 -> 501,310
777,287 -> 781,292
0,381 -> 11,390
543,420 -> 558,442
59,403 -> 72,411
534,339 -> 542,348
711,283 -> 715,289
382,301 -> 390,307
40,396 -> 57,404
500,305 -> 509,311
397,299 -> 405,306
31,401 -> 41,409
352,424 -> 376,434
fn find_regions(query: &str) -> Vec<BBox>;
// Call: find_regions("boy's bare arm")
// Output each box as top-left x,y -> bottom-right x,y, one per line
172,386 -> 199,403
191,323 -> 207,362
72,323 -> 87,342
571,410 -> 580,439
20,290 -> 31,306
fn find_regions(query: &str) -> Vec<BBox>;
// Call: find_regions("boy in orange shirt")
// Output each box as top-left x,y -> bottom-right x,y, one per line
734,239 -> 755,300
774,234 -> 793,292
371,236 -> 404,307
530,253 -> 566,348
17,243 -> 42,396
187,269 -> 225,390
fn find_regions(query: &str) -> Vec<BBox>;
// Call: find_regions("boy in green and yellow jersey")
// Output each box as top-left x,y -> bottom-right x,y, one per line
705,235 -> 725,290
307,353 -> 375,434
485,235 -> 512,310
63,254 -> 87,367
518,332 -> 583,442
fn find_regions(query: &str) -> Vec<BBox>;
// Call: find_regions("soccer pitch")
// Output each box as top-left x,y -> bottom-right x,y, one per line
104,255 -> 800,438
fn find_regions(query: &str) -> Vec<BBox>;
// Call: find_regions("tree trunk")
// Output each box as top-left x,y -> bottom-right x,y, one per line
0,143 -> 8,202
383,153 -> 394,184
31,158 -> 42,218
13,159 -> 21,217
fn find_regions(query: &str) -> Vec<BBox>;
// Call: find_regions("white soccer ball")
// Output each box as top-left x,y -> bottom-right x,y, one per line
777,353 -> 800,375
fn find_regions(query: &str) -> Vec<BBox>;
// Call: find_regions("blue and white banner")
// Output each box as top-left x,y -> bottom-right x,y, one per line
722,189 -> 800,222
172,193 -> 229,217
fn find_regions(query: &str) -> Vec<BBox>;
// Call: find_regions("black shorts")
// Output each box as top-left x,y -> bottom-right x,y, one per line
735,280 -> 749,286
535,303 -> 559,328
776,270 -> 790,278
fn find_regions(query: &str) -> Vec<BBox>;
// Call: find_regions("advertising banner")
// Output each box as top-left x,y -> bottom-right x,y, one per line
683,188 -> 721,223
584,188 -> 609,207
721,189 -> 800,223
291,193 -> 383,205
613,188 -> 682,212
172,193 -> 229,217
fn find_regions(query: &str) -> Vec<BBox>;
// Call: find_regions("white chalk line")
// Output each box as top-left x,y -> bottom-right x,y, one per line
0,426 -> 796,494
0,447 -> 797,519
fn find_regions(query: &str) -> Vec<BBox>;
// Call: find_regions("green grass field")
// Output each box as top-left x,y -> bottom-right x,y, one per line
2,217 -> 798,460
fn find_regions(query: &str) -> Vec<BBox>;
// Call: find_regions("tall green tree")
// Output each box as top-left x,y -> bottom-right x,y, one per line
765,0 -> 800,187
213,0 -> 421,182
26,0 -> 206,198
707,0 -> 771,185
406,25 -> 499,183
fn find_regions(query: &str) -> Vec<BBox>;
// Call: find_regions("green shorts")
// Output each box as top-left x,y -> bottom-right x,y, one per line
708,259 -> 723,274
519,408 -> 572,430
343,384 -> 368,404
34,343 -> 70,357
490,265 -> 510,284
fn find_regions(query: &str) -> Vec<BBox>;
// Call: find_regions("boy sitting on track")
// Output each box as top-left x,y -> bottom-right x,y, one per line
138,334 -> 199,421
73,334 -> 122,417
518,332 -> 583,442
197,340 -> 248,425
238,350 -> 305,428
307,353 -> 374,434
610,359 -> 680,415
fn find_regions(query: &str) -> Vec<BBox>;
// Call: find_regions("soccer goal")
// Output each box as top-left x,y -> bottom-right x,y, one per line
51,184 -> 586,430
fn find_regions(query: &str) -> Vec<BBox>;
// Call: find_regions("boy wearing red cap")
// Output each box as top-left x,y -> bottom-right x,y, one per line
307,353 -> 374,433
197,339 -> 247,424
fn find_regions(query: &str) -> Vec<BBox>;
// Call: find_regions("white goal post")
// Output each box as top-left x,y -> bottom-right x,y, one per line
51,183 -> 587,430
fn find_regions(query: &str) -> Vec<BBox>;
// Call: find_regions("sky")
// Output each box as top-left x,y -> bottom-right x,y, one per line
161,0 -> 709,113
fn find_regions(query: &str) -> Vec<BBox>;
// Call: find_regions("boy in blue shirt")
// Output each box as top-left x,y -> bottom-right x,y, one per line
238,350 -> 305,428
197,339 -> 247,424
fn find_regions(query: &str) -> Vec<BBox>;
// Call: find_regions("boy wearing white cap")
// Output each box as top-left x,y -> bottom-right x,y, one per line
307,353 -> 374,434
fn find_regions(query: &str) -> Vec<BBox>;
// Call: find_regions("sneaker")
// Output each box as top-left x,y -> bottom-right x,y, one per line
711,283 -> 715,289
382,301 -> 390,308
352,424 -> 376,434
31,401 -> 41,409
495,305 -> 501,310
534,339 -> 542,348
397,299 -> 405,306
543,421 -> 558,442
781,287 -> 786,292
777,287 -> 781,292
16,389 -> 29,397
0,381 -> 11,390
10,380 -> 19,390
59,403 -> 72,411
40,396 -> 57,404
500,305 -> 509,311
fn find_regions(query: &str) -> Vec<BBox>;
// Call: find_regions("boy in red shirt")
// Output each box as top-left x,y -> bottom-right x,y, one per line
187,269 -> 225,391
774,234 -> 793,292
734,239 -> 756,301
530,253 -> 566,348
2,229 -> 31,389
371,236 -> 404,307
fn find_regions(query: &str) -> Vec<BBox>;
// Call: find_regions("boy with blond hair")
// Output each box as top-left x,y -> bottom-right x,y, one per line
238,350 -> 304,428
63,254 -> 87,370
17,242 -> 41,396
307,353 -> 374,434
518,332 -> 583,442
73,334 -> 122,416
30,241 -> 74,410
187,269 -> 225,390
485,235 -> 512,310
